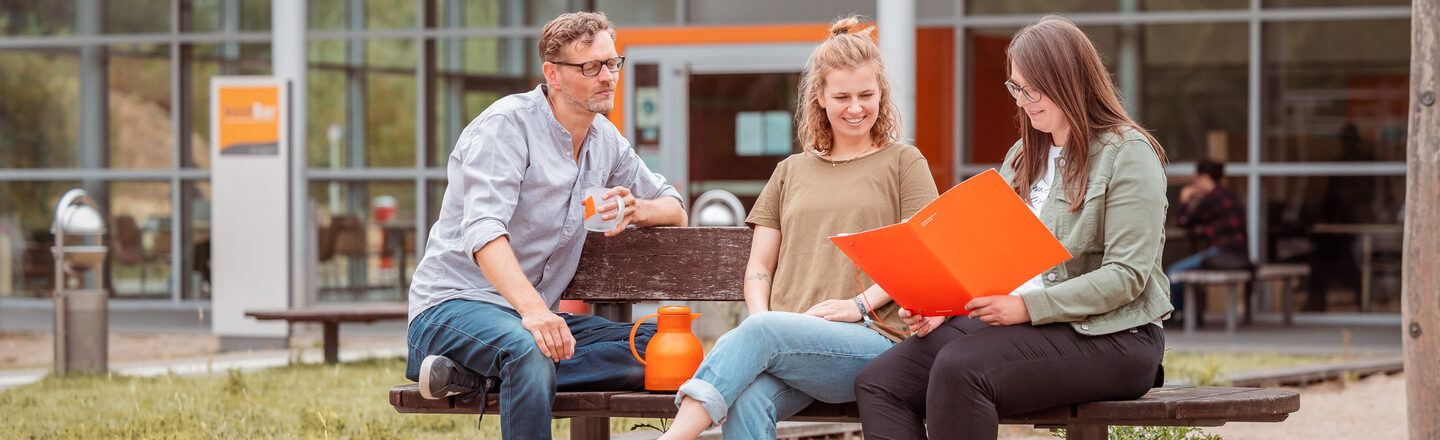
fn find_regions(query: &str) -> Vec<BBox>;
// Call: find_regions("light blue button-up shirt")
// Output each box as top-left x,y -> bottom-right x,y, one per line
408,84 -> 682,322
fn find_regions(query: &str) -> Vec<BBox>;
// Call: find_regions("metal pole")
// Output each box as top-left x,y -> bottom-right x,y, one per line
878,0 -> 917,141
274,0 -> 307,308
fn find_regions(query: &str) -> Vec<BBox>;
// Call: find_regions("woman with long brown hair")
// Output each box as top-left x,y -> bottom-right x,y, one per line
852,15 -> 1172,439
657,15 -> 938,440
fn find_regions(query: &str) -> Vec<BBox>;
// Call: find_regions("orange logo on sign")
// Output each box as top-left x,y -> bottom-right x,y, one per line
217,86 -> 281,155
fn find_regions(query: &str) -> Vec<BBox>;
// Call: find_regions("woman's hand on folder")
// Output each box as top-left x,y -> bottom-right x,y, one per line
965,296 -> 1031,326
804,299 -> 863,323
899,309 -> 946,337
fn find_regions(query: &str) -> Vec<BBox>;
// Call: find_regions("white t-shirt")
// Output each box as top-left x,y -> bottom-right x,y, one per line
1010,146 -> 1064,296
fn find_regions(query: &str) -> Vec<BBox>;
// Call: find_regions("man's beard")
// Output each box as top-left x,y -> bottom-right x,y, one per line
560,82 -> 615,115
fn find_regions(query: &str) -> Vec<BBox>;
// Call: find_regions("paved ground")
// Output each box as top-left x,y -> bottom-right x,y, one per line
0,299 -> 407,387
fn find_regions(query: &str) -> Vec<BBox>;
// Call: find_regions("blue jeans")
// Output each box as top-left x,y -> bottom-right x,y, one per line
1167,246 -> 1221,313
675,311 -> 896,439
405,299 -> 655,440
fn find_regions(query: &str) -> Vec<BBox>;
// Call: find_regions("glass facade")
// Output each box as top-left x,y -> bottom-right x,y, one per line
1263,19 -> 1411,163
0,0 -> 1416,317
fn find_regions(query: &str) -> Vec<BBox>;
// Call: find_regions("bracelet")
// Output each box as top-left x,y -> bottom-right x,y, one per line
852,296 -> 868,318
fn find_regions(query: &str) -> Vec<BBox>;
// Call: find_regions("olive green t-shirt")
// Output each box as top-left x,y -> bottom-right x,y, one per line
745,143 -> 939,342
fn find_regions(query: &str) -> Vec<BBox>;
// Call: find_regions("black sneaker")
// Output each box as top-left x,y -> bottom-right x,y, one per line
419,355 -> 488,400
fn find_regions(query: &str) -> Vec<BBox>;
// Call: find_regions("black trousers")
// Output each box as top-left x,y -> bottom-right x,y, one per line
853,316 -> 1165,440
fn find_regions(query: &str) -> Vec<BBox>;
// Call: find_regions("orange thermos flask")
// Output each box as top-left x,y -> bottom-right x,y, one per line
628,305 -> 704,391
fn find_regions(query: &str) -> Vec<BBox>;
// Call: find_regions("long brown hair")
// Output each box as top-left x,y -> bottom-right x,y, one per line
1005,15 -> 1167,211
796,16 -> 902,156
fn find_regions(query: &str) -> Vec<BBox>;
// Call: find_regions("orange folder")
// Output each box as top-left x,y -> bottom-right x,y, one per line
829,169 -> 1072,316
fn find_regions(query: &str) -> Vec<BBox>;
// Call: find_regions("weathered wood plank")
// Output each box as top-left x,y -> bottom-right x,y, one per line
566,227 -> 751,302
1406,0 -> 1440,436
389,384 -> 630,416
1170,388 -> 1301,420
391,384 -> 1300,428
605,393 -> 861,421
1254,263 -> 1309,279
245,303 -> 407,322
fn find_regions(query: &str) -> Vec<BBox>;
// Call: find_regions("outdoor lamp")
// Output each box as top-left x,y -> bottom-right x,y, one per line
50,188 -> 109,375
690,190 -> 747,227
53,190 -> 107,274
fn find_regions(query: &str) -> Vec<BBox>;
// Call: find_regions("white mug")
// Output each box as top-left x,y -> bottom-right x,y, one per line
583,187 -> 624,232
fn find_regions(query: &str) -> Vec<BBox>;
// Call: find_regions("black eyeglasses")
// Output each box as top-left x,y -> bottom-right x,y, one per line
1004,80 -> 1043,103
551,56 -> 625,77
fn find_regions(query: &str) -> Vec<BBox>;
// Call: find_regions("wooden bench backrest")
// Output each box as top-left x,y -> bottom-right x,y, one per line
562,227 -> 752,302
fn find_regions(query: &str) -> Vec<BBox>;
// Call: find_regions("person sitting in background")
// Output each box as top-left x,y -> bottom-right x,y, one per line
1168,158 -> 1250,322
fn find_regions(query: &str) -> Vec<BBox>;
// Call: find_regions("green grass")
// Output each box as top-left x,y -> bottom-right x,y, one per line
0,352 -> 1354,438
1164,350 -> 1356,386
0,357 -> 668,439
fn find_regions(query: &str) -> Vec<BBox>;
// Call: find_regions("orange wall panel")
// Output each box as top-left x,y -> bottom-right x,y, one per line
915,27 -> 954,188
971,33 -> 1018,165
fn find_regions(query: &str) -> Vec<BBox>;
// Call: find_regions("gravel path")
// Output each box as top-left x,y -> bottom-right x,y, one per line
1208,372 -> 1407,440
994,372 -> 1409,439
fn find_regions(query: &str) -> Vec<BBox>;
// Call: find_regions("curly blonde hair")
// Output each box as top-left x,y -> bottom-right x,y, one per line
795,16 -> 902,156
538,11 -> 615,62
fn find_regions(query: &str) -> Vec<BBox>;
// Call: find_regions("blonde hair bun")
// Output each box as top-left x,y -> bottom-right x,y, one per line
828,15 -> 872,38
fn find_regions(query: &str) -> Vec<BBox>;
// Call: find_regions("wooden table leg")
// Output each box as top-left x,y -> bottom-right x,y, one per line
1360,233 -> 1373,313
1245,280 -> 1256,325
1184,284 -> 1197,336
1226,282 -> 1239,336
570,416 -> 610,440
323,321 -> 339,364
1282,277 -> 1295,325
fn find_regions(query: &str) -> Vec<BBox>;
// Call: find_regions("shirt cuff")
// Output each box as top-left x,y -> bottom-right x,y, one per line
1020,290 -> 1056,325
464,218 -> 509,255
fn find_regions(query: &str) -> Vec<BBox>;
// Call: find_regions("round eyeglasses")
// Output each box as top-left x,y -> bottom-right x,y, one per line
1004,80 -> 1043,103
552,56 -> 625,77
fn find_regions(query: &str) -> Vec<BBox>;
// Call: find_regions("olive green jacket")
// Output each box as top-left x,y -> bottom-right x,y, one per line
1004,127 -> 1175,336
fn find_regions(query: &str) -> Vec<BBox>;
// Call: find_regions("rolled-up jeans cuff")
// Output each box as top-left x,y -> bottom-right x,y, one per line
675,378 -> 727,426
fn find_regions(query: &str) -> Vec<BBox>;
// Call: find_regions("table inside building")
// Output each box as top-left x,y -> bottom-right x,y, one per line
1312,223 -> 1402,312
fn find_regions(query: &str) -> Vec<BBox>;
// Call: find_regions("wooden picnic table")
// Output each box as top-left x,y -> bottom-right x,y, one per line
245,303 -> 407,363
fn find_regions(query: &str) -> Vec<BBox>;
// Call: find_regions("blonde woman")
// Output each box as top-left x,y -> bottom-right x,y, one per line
657,16 -> 939,440
854,15 -> 1172,439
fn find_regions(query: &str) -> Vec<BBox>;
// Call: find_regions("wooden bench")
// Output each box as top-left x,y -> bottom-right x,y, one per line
1253,263 -> 1310,326
390,227 -> 1300,439
1172,263 -> 1312,335
1171,269 -> 1252,336
245,303 -> 407,364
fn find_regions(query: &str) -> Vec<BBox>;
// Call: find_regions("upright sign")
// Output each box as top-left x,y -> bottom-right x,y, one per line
211,77 -> 291,350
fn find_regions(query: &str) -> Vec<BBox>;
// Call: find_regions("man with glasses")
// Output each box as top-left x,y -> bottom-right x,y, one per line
404,11 -> 687,439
